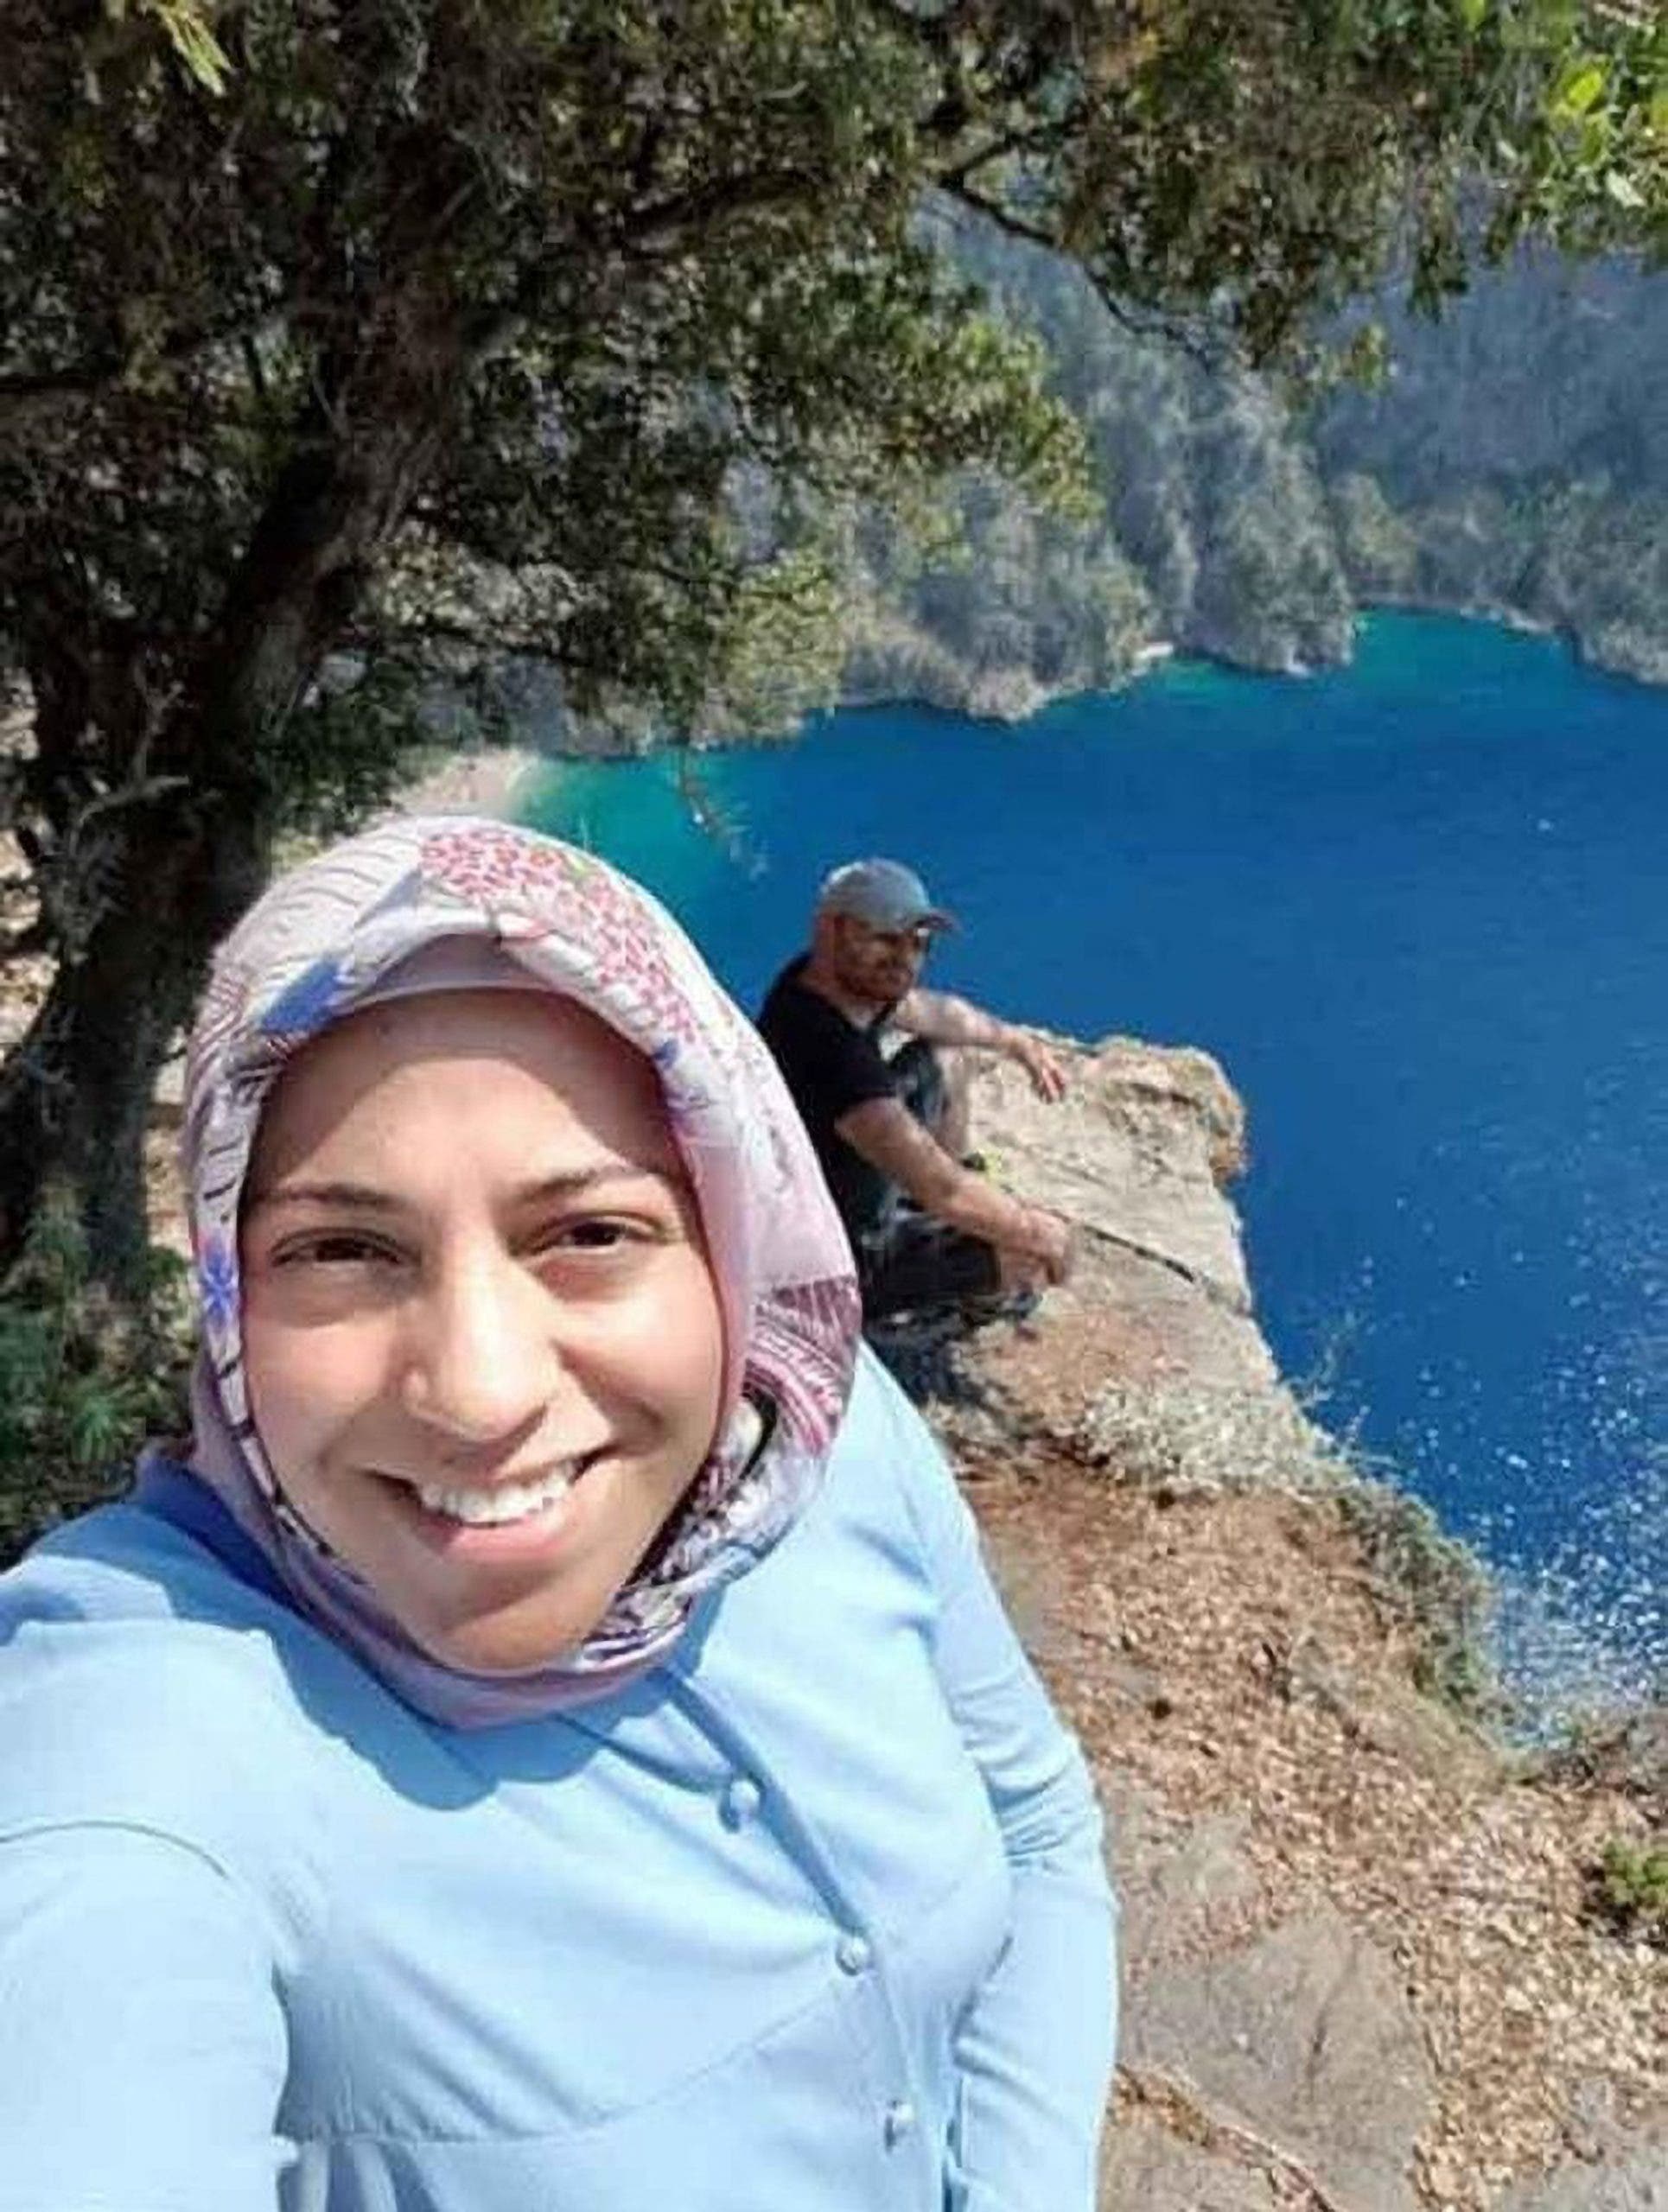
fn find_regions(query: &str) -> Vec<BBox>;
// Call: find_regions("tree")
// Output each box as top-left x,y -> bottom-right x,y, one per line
3,0 -> 1664,1284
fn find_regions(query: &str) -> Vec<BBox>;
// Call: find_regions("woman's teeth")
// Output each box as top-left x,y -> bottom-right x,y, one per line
414,1465 -> 578,1526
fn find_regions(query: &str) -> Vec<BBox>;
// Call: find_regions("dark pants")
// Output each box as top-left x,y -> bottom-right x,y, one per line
857,1040 -> 1003,1322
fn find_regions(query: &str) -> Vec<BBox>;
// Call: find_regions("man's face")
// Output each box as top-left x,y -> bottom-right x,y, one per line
830,914 -> 933,1006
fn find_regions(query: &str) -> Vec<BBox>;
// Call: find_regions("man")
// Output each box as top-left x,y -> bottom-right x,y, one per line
757,857 -> 1073,1322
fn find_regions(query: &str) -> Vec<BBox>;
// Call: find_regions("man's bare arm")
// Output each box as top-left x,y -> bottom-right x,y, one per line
835,1097 -> 1072,1281
890,988 -> 1067,1103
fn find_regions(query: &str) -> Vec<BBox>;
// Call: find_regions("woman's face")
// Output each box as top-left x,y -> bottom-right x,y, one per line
239,988 -> 726,1675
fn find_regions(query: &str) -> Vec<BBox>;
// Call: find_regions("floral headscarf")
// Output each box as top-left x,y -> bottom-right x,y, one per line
175,814 -> 860,1727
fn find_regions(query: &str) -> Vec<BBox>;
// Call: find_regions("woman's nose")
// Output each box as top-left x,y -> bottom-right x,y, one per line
399,1248 -> 557,1443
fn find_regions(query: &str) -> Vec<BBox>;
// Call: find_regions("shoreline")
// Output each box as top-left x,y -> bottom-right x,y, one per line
825,599 -> 1668,721
525,602 -> 1665,767
386,744 -> 550,818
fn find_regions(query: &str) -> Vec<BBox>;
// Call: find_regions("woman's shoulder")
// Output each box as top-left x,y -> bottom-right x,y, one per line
829,1344 -> 945,1474
0,1495 -> 352,1877
3,1488 -> 318,1681
793,1345 -> 978,1587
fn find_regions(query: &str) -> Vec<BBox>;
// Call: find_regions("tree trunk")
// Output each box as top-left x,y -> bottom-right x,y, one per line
0,793 -> 269,1287
1,307 -> 466,1287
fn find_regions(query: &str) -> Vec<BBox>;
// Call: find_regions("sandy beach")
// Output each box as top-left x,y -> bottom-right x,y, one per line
387,745 -> 548,820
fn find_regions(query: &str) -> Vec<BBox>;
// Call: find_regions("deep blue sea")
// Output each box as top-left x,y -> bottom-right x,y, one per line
525,613 -> 1666,1713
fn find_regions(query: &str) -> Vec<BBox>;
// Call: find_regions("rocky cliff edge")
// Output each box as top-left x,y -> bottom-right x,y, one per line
939,1039 -> 1664,2212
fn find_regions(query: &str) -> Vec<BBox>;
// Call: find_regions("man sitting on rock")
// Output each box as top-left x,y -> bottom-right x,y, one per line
757,857 -> 1074,1324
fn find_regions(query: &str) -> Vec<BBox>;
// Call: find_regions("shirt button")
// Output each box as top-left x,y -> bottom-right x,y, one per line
835,1931 -> 872,1975
883,2098 -> 916,2147
720,1775 -> 762,1827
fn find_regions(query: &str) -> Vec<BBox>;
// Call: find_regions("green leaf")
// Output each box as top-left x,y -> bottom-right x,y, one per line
61,1375 -> 135,1471
1604,168 -> 1645,208
111,0 -> 232,95
1553,61 -> 1608,123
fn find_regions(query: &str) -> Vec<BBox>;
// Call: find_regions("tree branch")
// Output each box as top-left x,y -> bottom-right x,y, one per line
0,361 -> 126,422
0,931 -> 47,967
0,305 -> 280,430
937,179 -> 1062,255
940,181 -> 1232,368
935,124 -> 1065,191
338,616 -> 551,660
621,165 -> 829,253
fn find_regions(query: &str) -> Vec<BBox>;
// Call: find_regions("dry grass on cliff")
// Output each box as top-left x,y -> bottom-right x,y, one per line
942,1332 -> 1665,2210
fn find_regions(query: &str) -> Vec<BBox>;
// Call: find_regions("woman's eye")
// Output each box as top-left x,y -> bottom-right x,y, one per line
527,1215 -> 652,1259
550,1217 -> 634,1252
279,1231 -> 395,1268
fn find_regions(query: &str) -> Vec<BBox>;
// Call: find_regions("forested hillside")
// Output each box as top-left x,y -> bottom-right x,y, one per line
843,226 -> 1668,714
1318,249 -> 1668,684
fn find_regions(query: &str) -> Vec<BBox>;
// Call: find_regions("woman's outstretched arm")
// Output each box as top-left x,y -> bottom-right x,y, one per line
0,1821 -> 291,2212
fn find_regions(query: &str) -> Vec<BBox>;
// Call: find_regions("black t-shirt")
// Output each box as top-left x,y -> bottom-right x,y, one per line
756,957 -> 898,1243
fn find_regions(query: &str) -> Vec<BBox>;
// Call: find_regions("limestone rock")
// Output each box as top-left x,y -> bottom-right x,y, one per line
965,664 -> 1051,723
969,1036 -> 1275,1401
1103,1775 -> 1259,1979
1495,2137 -> 1668,2212
1127,1907 -> 1436,2212
1100,2112 -> 1280,2210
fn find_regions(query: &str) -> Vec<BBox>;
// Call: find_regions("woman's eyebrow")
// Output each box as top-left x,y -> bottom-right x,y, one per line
514,1164 -> 679,1205
249,1164 -> 675,1217
245,1179 -> 404,1217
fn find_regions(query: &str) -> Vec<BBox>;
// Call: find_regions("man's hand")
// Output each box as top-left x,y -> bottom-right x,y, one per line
892,990 -> 1070,1104
1009,1029 -> 1067,1104
835,1098 -> 1075,1287
1015,1205 -> 1074,1287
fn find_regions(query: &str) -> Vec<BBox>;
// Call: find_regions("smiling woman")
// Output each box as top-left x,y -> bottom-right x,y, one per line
0,816 -> 1115,2212
240,985 -> 727,1676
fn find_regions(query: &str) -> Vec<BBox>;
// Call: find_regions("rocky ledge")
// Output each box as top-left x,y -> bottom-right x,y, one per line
937,1041 -> 1665,2212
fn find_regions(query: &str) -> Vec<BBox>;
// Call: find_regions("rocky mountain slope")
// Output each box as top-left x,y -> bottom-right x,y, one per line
819,230 -> 1668,720
1315,247 -> 1668,688
517,233 -> 1668,756
938,1041 -> 1664,2211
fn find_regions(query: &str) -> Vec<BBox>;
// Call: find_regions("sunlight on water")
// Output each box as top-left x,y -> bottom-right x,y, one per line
1484,1451 -> 1667,1724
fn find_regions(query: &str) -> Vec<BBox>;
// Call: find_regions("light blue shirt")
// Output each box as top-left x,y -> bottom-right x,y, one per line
0,1352 -> 1115,2210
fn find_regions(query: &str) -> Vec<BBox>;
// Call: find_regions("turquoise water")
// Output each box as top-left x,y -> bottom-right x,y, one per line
525,613 -> 1666,1709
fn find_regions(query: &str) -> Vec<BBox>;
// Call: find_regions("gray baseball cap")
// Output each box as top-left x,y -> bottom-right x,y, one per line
817,858 -> 957,933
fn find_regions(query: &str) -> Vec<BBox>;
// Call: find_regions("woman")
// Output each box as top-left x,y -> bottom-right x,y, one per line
0,815 -> 1114,2210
